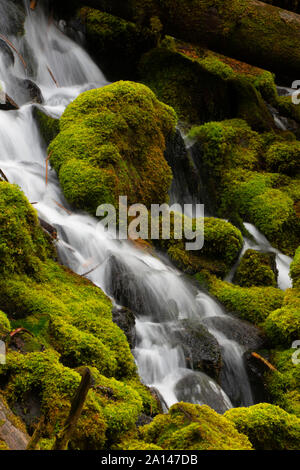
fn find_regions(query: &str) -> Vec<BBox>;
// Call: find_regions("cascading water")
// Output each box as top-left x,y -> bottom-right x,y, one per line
0,1 -> 261,413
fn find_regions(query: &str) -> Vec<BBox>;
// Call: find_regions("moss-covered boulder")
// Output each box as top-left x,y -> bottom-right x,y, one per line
0,310 -> 10,337
200,273 -> 284,325
79,7 -> 157,80
290,246 -> 300,288
234,249 -> 278,288
139,40 -> 275,130
225,403 -> 300,450
49,81 -> 176,214
266,349 -> 300,418
134,402 -> 252,450
189,119 -> 300,255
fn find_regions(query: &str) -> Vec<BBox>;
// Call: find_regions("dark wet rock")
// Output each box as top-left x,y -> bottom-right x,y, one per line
136,413 -> 153,428
244,351 -> 272,404
173,319 -> 222,380
175,370 -> 231,414
112,306 -> 136,349
0,398 -> 29,450
202,315 -> 266,351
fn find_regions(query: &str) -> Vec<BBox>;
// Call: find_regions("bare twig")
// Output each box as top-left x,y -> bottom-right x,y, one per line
47,66 -> 59,87
45,151 -> 52,186
30,0 -> 37,10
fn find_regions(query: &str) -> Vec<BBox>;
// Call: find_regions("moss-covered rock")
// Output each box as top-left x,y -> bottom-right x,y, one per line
153,214 -> 243,277
0,182 -> 54,277
49,81 -> 176,215
79,7 -> 157,80
265,141 -> 300,176
189,119 -> 300,255
201,273 -> 284,325
137,402 -> 252,450
0,182 -> 157,448
225,403 -> 300,450
290,246 -> 300,288
234,249 -> 277,288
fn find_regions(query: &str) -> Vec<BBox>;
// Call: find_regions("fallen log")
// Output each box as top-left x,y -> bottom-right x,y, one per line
76,0 -> 300,77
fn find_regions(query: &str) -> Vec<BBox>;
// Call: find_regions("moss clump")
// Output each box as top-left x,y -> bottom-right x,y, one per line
265,141 -> 300,176
234,249 -> 277,287
0,183 -> 156,448
79,7 -> 156,80
203,273 -> 284,325
0,310 -> 10,337
0,182 -> 54,277
33,107 -> 60,146
266,349 -> 300,418
49,81 -> 176,215
139,42 -> 275,130
189,119 -> 300,255
137,403 -> 252,450
290,246 -> 300,288
225,403 -> 300,450
154,214 -> 243,276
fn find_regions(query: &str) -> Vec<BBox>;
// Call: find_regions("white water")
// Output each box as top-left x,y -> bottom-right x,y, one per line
0,1 -> 258,412
225,222 -> 292,290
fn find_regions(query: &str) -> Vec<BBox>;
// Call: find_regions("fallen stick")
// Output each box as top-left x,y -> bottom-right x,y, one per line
80,255 -> 111,277
251,352 -> 277,372
0,34 -> 27,69
52,368 -> 93,450
30,0 -> 37,10
47,66 -> 59,88
52,199 -> 72,215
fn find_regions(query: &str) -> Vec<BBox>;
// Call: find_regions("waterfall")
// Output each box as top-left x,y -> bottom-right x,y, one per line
0,1 -> 261,412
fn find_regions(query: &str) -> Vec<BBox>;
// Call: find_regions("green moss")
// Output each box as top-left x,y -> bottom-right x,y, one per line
33,108 -> 60,146
264,288 -> 300,345
0,182 -> 54,276
189,120 -> 300,255
234,249 -> 277,287
290,246 -> 300,288
0,310 -> 10,337
154,214 -> 243,276
265,141 -> 300,176
139,44 -> 274,130
49,81 -> 176,214
266,349 -> 300,417
205,274 -> 284,324
225,403 -> 300,450
79,7 -> 156,80
138,402 -> 252,450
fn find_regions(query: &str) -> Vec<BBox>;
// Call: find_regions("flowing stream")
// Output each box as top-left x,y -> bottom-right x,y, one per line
0,1 -> 285,413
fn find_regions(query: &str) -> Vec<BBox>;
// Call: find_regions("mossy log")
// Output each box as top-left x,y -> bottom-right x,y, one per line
72,0 -> 300,77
